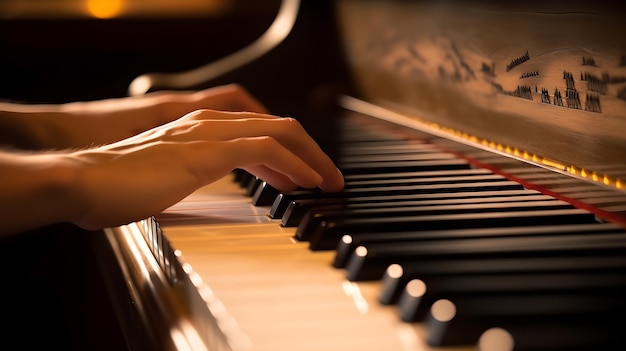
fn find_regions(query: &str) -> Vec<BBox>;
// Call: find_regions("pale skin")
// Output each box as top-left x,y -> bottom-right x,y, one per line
0,84 -> 344,237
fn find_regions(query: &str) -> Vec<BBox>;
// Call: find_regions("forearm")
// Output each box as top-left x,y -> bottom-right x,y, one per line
0,85 -> 270,150
0,98 -> 184,150
0,150 -> 83,237
0,103 -> 88,150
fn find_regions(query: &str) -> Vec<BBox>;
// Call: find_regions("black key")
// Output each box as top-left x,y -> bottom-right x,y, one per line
379,254 -> 626,305
398,271 -> 626,322
281,189 -> 543,226
342,168 -> 493,182
339,143 -> 439,156
334,222 -> 626,268
343,174 -> 507,188
338,152 -> 457,164
232,169 -> 253,187
424,292 -> 626,348
340,158 -> 470,175
272,180 -> 524,219
296,200 -> 574,241
344,232 -> 626,281
307,208 -> 595,250
478,322 -> 625,351
245,177 -> 263,197
251,181 -> 281,206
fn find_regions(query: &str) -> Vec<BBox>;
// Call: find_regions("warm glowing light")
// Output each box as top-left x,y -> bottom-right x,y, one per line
479,328 -> 515,351
86,0 -> 124,19
386,264 -> 403,279
406,279 -> 427,298
189,271 -> 204,287
342,281 -> 369,314
355,246 -> 368,257
542,159 -> 566,170
430,299 -> 456,322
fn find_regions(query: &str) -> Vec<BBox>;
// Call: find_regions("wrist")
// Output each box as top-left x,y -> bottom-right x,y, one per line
0,151 -> 86,236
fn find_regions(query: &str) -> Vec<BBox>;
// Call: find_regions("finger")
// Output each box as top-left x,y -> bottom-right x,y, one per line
192,137 -> 325,192
244,165 -> 299,192
198,117 -> 344,192
175,114 -> 344,191
182,109 -> 279,121
115,112 -> 344,192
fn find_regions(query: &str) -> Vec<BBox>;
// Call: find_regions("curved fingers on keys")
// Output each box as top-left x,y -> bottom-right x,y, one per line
181,111 -> 344,192
194,137 -> 325,192
100,109 -> 344,192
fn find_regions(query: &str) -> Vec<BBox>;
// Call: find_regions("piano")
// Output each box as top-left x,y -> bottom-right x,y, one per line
95,0 -> 626,350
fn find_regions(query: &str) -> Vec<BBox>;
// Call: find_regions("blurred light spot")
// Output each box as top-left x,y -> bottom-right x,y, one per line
87,0 -> 124,19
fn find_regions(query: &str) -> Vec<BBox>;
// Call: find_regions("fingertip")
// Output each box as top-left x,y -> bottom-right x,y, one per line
320,167 -> 345,192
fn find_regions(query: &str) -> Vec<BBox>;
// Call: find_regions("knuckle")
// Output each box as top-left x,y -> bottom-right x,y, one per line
182,109 -> 212,121
224,83 -> 243,92
278,117 -> 304,131
256,135 -> 279,147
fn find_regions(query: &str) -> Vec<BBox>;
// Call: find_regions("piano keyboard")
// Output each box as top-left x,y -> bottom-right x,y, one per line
104,107 -> 626,351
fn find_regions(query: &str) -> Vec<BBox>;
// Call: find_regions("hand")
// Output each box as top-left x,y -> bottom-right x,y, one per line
0,84 -> 268,149
65,109 -> 344,230
60,84 -> 270,147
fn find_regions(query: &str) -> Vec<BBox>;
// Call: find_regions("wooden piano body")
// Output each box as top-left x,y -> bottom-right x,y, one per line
92,0 -> 626,350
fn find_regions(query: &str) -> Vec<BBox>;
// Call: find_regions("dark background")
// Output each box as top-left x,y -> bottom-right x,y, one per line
0,0 -> 354,121
0,1 -> 354,349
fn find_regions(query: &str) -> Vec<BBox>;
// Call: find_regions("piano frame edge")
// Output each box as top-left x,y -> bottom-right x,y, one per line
340,95 -> 626,196
96,221 -> 253,351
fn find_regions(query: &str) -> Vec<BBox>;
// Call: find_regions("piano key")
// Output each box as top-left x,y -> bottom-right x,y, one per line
342,167 -> 493,181
338,130 -> 409,143
306,208 -> 596,250
253,170 -> 504,208
296,200 -> 574,241
232,168 -> 253,187
245,177 -> 263,197
379,254 -> 626,305
339,142 -> 443,156
251,181 -> 280,206
424,293 -> 626,347
479,324 -> 625,351
397,271 -> 626,322
343,173 -> 508,188
333,222 -> 626,268
338,152 -> 458,164
339,158 -> 471,175
344,232 -> 626,281
280,189 -> 544,226
277,171 -> 516,221
272,180 -> 525,220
